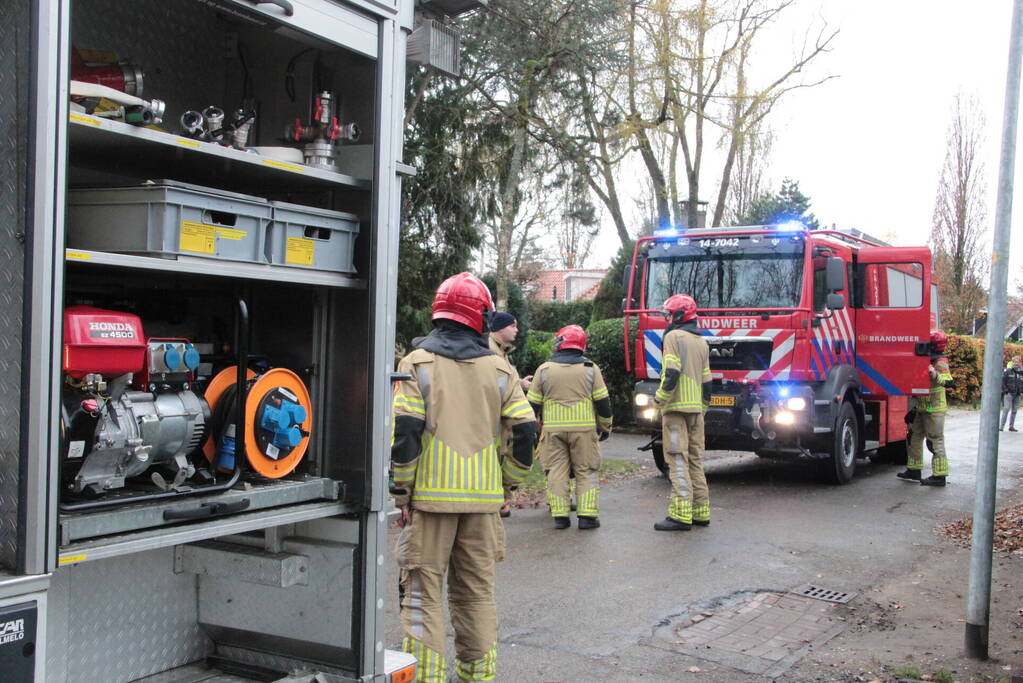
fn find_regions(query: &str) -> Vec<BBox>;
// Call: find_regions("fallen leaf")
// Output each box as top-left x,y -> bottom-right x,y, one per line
687,667 -> 701,673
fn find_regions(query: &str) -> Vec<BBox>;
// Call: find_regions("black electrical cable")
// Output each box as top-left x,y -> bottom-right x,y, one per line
285,48 -> 316,103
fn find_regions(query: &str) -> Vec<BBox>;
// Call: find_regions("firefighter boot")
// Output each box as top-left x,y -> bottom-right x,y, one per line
577,516 -> 600,530
920,475 -> 947,487
896,469 -> 922,482
554,517 -> 570,530
654,517 -> 691,531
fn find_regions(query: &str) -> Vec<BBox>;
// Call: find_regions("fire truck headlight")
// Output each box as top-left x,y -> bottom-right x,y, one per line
786,397 -> 807,411
642,408 -> 658,422
635,393 -> 651,407
775,411 -> 796,425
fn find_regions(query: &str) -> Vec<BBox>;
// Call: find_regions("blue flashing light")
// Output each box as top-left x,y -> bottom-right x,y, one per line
776,220 -> 805,232
777,385 -> 791,398
653,227 -> 680,237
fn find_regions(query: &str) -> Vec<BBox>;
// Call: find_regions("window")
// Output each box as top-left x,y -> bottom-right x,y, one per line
812,266 -> 828,312
863,262 -> 923,308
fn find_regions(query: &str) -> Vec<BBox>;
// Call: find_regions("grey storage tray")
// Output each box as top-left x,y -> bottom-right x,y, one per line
69,180 -> 271,263
265,200 -> 360,273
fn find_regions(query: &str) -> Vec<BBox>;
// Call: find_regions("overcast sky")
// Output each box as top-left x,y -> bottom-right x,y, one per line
586,0 -> 1022,287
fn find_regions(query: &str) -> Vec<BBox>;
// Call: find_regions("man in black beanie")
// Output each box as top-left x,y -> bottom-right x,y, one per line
489,312 -> 533,518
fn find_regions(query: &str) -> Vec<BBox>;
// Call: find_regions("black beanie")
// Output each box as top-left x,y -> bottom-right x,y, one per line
490,312 -> 516,332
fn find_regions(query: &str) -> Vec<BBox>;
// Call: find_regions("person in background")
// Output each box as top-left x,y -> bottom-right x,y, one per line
898,330 -> 953,486
653,294 -> 712,530
527,325 -> 613,529
488,311 -> 532,517
1000,355 -> 1023,432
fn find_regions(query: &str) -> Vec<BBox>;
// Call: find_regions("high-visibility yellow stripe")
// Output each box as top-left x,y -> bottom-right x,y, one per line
503,400 -> 534,418
542,398 -> 595,429
592,386 -> 609,400
526,389 -> 543,403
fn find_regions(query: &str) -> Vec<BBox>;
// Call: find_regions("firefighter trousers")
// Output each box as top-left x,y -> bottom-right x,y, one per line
662,411 -> 709,523
543,430 -> 601,517
908,410 -> 948,476
397,510 -> 504,682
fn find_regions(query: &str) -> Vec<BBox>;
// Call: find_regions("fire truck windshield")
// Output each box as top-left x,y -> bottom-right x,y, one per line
645,236 -> 805,310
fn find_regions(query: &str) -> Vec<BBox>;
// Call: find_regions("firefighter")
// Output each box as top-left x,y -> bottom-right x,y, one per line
999,356 -> 1023,432
653,294 -> 712,531
527,325 -> 613,529
488,312 -> 533,518
390,272 -> 538,683
898,329 -> 954,486
488,312 -> 532,392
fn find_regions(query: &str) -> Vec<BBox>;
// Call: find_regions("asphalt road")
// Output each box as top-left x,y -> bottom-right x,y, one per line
385,410 -> 1023,682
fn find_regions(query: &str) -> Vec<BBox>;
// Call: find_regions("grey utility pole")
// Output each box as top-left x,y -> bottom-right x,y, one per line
966,0 -> 1023,661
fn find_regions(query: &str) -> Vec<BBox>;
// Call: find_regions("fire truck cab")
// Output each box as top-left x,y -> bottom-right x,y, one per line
625,225 -> 939,483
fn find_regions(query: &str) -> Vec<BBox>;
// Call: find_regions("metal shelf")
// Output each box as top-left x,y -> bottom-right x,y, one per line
59,476 -> 341,544
66,248 -> 367,289
68,113 -> 371,193
58,500 -> 356,566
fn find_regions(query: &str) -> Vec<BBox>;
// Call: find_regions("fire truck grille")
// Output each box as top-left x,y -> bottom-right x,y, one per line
707,340 -> 774,371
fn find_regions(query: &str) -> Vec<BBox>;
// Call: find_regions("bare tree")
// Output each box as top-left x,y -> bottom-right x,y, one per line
931,93 -> 988,334
722,116 -> 773,225
630,0 -> 836,230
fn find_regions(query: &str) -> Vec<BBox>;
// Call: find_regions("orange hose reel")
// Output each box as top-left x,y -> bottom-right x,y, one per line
203,366 -> 312,478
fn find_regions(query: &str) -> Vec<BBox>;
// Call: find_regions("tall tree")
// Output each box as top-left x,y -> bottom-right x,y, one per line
630,0 -> 835,230
931,94 -> 988,334
737,177 -> 819,228
466,0 -> 625,308
396,66 -> 502,348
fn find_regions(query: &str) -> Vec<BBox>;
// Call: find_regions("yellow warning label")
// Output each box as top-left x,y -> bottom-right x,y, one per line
286,237 -> 315,266
215,227 -> 246,241
262,159 -> 305,173
175,137 -> 201,148
59,554 -> 87,565
70,113 -> 101,126
65,250 -> 92,261
180,221 -> 216,255
179,222 -> 248,254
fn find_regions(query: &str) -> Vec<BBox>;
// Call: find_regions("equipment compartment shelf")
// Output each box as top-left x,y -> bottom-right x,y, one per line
68,113 -> 372,193
59,475 -> 341,544
65,248 -> 367,289
58,500 -> 357,565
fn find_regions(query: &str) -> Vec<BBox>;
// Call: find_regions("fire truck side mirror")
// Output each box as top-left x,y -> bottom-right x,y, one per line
826,256 -> 845,292
826,292 -> 846,310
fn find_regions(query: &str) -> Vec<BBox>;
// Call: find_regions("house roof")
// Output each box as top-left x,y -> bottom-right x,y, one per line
526,269 -> 607,301
975,301 -> 1023,336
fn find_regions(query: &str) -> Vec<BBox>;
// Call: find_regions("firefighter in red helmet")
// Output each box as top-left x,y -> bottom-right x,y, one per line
653,294 -> 712,531
390,272 -> 538,682
898,329 -> 953,486
527,325 -> 613,529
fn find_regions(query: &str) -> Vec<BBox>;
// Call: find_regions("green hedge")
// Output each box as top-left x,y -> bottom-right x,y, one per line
528,300 -> 594,333
945,334 -> 1023,406
519,330 -> 554,377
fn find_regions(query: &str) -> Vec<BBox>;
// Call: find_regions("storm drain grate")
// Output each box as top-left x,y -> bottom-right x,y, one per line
791,584 -> 856,604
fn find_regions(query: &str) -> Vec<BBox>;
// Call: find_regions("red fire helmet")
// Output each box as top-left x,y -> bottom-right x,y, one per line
555,324 -> 587,352
662,294 -> 698,323
432,272 -> 495,334
930,329 -> 948,352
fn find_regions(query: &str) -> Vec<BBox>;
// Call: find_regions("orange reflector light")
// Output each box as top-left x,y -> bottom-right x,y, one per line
391,664 -> 416,683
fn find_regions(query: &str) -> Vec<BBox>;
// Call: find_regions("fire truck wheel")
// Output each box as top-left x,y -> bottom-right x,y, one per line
652,441 -> 669,477
822,402 -> 858,484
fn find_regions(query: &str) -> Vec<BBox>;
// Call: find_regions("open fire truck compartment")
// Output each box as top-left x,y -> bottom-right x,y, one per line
0,0 -> 417,680
625,226 -> 938,484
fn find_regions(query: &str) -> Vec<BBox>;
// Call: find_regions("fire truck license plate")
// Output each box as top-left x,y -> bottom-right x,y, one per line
710,395 -> 735,406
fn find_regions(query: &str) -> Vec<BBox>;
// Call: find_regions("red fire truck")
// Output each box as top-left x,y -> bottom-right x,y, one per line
624,224 -> 940,483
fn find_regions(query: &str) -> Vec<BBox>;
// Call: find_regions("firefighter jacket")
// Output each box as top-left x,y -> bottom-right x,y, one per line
526,350 -> 613,434
390,322 -> 538,513
655,321 -> 711,414
1003,364 -> 1023,396
917,354 -> 953,414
